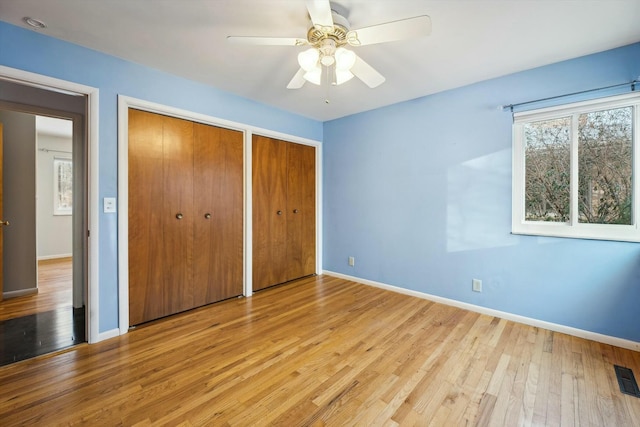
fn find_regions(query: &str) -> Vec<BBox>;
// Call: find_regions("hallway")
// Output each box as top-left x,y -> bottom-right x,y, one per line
0,258 -> 84,366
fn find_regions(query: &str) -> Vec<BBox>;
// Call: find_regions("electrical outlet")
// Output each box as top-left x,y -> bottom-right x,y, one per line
472,279 -> 482,292
348,256 -> 355,267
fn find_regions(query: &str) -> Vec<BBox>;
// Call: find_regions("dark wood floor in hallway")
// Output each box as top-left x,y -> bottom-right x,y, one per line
0,258 -> 85,367
1,274 -> 639,425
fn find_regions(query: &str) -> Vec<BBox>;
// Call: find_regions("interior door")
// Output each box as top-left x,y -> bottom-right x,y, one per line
0,123 -> 3,302
286,142 -> 316,281
193,123 -> 243,304
128,109 -> 167,324
252,135 -> 288,291
161,115 -> 194,316
129,110 -> 196,324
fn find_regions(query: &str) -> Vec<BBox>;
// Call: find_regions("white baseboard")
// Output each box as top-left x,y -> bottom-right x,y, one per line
3,288 -> 38,299
94,328 -> 120,344
38,253 -> 72,261
323,270 -> 640,352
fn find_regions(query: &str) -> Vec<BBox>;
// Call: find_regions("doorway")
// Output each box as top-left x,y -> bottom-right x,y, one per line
0,79 -> 90,365
0,110 -> 85,366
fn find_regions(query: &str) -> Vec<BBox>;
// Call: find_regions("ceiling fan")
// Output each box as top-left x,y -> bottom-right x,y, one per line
227,0 -> 431,89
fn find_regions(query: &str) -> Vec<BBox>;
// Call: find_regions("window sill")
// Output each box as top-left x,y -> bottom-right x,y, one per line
512,222 -> 640,243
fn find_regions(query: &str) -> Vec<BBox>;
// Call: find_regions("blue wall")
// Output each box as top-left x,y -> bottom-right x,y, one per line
0,21 -> 322,333
3,18 -> 640,343
323,43 -> 640,343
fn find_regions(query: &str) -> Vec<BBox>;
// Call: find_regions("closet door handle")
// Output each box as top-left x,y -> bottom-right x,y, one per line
293,209 -> 299,214
176,213 -> 183,220
0,219 -> 9,226
277,210 -> 283,215
204,213 -> 211,219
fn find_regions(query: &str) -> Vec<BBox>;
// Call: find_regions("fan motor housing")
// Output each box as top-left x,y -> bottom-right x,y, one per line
307,9 -> 350,47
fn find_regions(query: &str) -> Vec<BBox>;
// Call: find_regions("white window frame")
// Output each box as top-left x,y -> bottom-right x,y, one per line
512,92 -> 640,242
53,156 -> 72,216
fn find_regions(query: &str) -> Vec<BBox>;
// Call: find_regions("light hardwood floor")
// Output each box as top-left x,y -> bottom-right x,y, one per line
0,257 -> 73,321
1,274 -> 639,426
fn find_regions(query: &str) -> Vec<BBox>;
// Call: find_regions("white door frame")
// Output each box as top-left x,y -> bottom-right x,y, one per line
0,65 -> 100,343
117,95 -> 322,333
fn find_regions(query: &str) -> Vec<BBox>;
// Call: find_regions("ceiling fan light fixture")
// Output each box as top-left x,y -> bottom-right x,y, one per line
320,54 -> 335,67
318,38 -> 337,67
335,47 -> 356,70
229,0 -> 432,92
298,48 -> 320,71
303,66 -> 322,85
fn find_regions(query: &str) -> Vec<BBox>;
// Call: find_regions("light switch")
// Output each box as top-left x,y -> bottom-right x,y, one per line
104,197 -> 116,213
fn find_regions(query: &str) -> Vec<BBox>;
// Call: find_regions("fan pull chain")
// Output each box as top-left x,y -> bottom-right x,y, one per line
324,64 -> 332,104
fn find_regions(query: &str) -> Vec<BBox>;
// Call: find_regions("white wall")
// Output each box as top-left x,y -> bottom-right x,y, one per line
37,133 -> 72,259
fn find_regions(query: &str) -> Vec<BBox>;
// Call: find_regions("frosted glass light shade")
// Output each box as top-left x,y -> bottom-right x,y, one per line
298,46 -> 356,86
320,54 -> 335,67
335,48 -> 356,70
303,66 -> 322,85
298,48 -> 319,71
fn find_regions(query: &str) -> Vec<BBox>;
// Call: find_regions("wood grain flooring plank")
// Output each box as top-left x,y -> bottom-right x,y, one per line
1,274 -> 640,426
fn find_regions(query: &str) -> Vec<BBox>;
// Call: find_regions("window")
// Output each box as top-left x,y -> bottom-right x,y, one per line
512,92 -> 640,242
53,157 -> 72,215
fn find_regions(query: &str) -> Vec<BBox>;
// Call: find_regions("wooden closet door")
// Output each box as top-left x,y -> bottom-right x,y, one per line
128,109 -> 168,325
162,115 -> 195,315
286,142 -> 316,281
252,135 -> 288,291
193,123 -> 243,304
129,110 -> 194,325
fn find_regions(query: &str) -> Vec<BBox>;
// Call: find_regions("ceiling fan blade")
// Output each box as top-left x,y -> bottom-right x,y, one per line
287,68 -> 307,89
227,36 -> 306,46
306,0 -> 333,29
351,54 -> 385,88
347,15 -> 432,46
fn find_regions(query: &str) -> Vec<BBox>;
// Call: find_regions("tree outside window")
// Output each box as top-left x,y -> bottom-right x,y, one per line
577,107 -> 632,225
513,92 -> 639,242
54,157 -> 72,215
524,117 -> 571,222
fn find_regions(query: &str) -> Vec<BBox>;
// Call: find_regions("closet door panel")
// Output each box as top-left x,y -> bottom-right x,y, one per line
193,124 -> 244,304
299,143 -> 316,277
252,135 -> 287,291
128,109 -> 167,324
162,116 -> 195,315
286,142 -> 316,281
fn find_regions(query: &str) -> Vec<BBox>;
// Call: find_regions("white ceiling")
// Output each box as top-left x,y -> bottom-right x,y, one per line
2,0 -> 639,122
36,116 -> 72,138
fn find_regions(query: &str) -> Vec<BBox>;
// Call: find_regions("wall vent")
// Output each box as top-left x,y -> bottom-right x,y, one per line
614,365 -> 640,397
